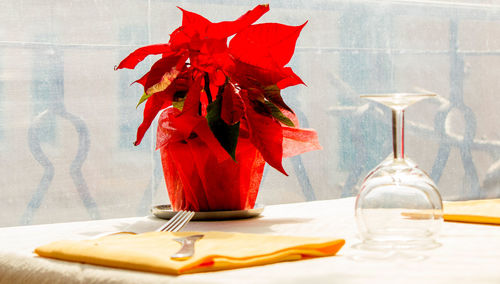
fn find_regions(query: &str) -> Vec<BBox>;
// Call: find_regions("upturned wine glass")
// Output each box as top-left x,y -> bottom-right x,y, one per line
355,93 -> 443,252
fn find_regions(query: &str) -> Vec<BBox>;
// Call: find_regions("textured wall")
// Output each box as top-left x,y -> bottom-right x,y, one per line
1,0 -> 500,226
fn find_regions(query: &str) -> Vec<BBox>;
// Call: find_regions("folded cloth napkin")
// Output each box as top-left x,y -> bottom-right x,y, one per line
35,231 -> 345,275
444,198 -> 500,225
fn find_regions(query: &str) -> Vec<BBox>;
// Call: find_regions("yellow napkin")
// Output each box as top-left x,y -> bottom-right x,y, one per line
444,199 -> 500,225
35,231 -> 345,275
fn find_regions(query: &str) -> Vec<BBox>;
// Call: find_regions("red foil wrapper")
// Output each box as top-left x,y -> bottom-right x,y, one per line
158,108 -> 265,211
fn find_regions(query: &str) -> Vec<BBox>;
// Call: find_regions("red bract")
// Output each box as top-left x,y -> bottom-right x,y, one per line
229,22 -> 307,70
116,4 -> 321,175
241,91 -> 286,175
221,83 -> 245,125
227,60 -> 305,95
115,44 -> 171,70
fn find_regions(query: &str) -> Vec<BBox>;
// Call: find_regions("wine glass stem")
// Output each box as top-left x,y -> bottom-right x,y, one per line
392,109 -> 405,160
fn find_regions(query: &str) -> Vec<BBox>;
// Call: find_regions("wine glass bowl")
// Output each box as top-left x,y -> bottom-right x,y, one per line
355,93 -> 443,251
360,93 -> 435,110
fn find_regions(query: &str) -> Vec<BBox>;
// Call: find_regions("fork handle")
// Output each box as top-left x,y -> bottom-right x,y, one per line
171,239 -> 196,260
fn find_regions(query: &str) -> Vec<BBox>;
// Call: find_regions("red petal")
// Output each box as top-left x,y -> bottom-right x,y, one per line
142,53 -> 187,93
199,89 -> 209,117
276,67 -> 305,89
169,27 -> 192,51
189,39 -> 232,74
209,82 -> 218,102
133,72 -> 148,87
229,22 -> 306,69
206,4 -> 270,39
178,7 -> 211,34
229,59 -> 305,89
181,74 -> 203,117
221,83 -> 245,125
242,92 -> 286,175
134,89 -> 175,146
136,65 -> 192,94
214,69 -> 226,86
116,44 -> 171,70
134,55 -> 190,146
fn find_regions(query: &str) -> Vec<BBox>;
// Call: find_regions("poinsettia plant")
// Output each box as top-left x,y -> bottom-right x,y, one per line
116,4 -> 321,175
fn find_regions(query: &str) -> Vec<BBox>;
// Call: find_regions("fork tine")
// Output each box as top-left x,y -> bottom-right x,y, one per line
162,211 -> 189,232
168,211 -> 195,232
165,211 -> 190,232
156,210 -> 188,232
156,210 -> 195,232
171,211 -> 195,232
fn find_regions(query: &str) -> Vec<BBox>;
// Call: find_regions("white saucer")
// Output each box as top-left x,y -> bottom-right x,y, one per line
151,204 -> 264,221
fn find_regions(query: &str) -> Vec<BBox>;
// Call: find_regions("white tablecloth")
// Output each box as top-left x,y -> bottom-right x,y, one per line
0,198 -> 499,284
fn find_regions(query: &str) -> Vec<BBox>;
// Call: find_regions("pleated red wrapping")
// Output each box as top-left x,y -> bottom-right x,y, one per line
158,109 -> 265,211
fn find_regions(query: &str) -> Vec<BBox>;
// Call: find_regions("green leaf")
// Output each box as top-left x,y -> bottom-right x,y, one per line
136,92 -> 151,108
264,101 -> 295,127
206,95 -> 240,160
263,85 -> 293,113
172,98 -> 185,111
172,90 -> 188,111
263,84 -> 280,96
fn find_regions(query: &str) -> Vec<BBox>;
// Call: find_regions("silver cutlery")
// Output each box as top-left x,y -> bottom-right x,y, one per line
155,210 -> 195,232
170,234 -> 204,260
92,210 -> 195,239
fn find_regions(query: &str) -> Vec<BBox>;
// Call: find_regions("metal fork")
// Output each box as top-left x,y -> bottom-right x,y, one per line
155,210 -> 195,232
92,210 -> 195,238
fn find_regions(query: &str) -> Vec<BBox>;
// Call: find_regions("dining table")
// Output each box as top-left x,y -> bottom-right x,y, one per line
0,197 -> 499,284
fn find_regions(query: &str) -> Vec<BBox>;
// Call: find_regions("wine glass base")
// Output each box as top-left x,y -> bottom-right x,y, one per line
348,248 -> 429,261
350,240 -> 441,261
352,239 -> 441,251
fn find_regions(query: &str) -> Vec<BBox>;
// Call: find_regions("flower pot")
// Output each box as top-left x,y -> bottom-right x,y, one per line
157,109 -> 266,212
117,5 -> 321,214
